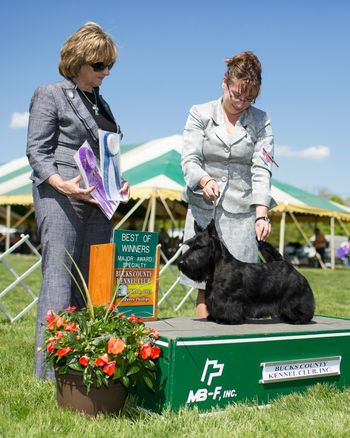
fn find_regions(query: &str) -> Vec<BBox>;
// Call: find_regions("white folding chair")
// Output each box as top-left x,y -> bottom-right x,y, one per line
158,245 -> 196,311
0,234 -> 41,322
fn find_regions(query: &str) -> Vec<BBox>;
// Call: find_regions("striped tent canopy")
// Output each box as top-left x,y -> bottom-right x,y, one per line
0,134 -> 350,221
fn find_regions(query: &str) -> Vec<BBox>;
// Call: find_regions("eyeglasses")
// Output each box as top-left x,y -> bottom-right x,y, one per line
90,62 -> 114,72
226,83 -> 255,104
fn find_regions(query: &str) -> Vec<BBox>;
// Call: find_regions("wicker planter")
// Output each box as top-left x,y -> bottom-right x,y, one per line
55,370 -> 127,415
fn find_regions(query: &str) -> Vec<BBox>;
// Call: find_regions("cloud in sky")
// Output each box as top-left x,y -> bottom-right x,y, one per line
10,112 -> 29,129
277,145 -> 330,160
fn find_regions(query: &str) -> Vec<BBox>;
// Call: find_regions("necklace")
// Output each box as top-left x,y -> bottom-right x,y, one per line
80,88 -> 99,115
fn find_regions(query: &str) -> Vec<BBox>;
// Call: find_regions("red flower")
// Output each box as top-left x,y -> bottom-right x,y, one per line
106,302 -> 116,311
118,313 -> 126,318
63,323 -> 77,332
55,331 -> 64,339
47,340 -> 56,353
64,306 -> 77,312
57,347 -> 73,357
128,314 -> 143,323
107,337 -> 125,355
149,328 -> 160,339
95,354 -> 109,367
140,344 -> 152,360
103,361 -> 116,376
45,309 -> 55,320
150,345 -> 161,359
79,355 -> 90,366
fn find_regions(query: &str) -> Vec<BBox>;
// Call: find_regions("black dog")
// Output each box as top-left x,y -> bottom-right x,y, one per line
178,220 -> 315,325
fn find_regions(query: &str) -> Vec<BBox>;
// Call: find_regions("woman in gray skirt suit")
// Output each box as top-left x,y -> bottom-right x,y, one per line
181,51 -> 276,317
27,22 -> 129,379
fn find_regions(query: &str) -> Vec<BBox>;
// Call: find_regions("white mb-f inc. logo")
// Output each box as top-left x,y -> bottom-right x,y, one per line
186,358 -> 237,404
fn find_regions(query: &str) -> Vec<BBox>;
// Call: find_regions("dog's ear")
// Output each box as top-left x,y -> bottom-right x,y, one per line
194,221 -> 203,234
207,219 -> 218,238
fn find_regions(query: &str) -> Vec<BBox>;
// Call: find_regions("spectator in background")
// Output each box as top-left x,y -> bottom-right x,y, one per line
337,236 -> 350,267
313,228 -> 328,265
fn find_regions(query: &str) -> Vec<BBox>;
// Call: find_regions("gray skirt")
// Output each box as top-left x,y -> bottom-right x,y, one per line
180,203 -> 257,289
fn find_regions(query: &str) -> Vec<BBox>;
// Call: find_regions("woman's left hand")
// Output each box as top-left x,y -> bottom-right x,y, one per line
119,180 -> 130,203
255,219 -> 271,241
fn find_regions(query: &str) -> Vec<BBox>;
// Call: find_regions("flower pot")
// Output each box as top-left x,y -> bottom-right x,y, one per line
55,370 -> 127,415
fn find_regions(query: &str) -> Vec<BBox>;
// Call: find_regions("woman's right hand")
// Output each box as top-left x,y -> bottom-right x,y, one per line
47,174 -> 99,205
199,176 -> 220,201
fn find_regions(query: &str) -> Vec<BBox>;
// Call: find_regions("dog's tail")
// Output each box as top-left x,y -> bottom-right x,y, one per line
258,241 -> 284,262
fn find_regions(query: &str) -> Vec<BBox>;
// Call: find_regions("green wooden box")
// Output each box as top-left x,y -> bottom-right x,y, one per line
136,315 -> 350,412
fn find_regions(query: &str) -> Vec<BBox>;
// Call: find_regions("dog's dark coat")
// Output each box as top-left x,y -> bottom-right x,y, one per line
178,220 -> 315,324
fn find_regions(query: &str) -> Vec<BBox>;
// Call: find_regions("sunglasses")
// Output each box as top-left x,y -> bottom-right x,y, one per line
90,62 -> 114,72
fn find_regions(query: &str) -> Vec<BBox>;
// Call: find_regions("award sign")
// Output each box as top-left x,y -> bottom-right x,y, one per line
113,229 -> 160,321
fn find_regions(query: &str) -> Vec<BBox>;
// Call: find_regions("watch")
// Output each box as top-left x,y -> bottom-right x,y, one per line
255,216 -> 270,223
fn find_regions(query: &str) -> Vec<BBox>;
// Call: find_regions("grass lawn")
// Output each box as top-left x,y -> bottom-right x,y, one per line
0,255 -> 350,437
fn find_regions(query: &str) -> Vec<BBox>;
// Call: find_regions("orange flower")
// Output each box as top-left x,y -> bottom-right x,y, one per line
47,315 -> 64,330
57,347 -> 73,357
95,354 -> 109,367
63,323 -> 77,332
150,345 -> 161,359
107,337 -> 125,355
103,361 -> 116,376
55,331 -> 64,339
140,344 -> 152,360
79,355 -> 90,366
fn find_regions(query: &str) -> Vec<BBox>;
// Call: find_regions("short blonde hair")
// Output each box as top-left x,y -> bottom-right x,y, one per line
59,22 -> 117,78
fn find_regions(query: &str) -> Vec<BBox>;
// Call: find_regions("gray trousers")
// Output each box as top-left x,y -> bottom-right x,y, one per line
33,176 -> 112,379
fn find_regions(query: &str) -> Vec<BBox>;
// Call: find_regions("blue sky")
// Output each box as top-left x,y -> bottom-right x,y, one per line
1,0 -> 350,198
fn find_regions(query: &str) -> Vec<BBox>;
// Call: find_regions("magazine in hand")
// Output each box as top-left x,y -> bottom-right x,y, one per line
98,129 -> 128,203
74,141 -> 119,220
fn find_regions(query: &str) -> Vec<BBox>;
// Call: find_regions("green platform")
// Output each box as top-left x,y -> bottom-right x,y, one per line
137,315 -> 350,412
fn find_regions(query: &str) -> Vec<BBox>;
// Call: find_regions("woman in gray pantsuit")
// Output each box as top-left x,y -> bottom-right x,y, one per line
27,22 -> 129,379
181,51 -> 276,318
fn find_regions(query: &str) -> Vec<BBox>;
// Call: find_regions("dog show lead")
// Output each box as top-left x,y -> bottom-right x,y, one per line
181,51 -> 277,318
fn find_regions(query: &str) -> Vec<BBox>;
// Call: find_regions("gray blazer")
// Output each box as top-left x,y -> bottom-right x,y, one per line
26,78 -> 120,186
182,98 -> 276,213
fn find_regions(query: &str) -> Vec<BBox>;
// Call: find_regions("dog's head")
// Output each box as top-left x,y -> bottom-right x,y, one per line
178,219 -> 219,282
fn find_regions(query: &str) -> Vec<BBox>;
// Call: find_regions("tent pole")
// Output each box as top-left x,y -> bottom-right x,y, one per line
336,217 -> 350,236
11,206 -> 35,230
142,197 -> 153,231
158,191 -> 177,227
279,211 -> 286,255
5,205 -> 11,251
148,193 -> 156,232
289,211 -> 327,270
114,196 -> 147,230
330,216 -> 335,270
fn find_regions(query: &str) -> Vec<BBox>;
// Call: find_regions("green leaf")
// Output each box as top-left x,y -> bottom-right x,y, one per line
114,367 -> 122,379
143,374 -> 155,391
126,364 -> 141,376
121,376 -> 130,388
144,360 -> 156,370
68,362 -> 83,372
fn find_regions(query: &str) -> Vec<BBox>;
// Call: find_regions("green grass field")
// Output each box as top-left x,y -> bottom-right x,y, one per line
0,255 -> 350,437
